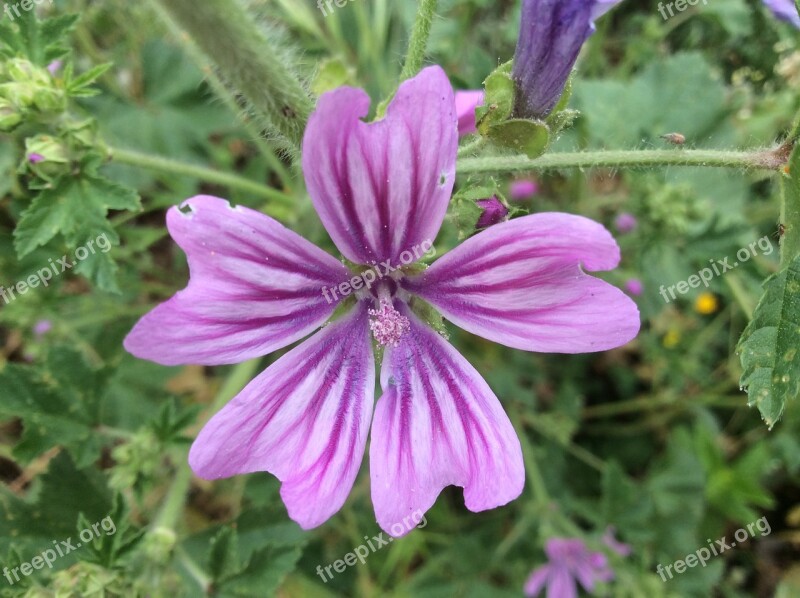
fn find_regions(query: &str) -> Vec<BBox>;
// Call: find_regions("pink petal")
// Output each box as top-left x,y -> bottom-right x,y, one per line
189,303 -> 375,529
524,566 -> 552,597
369,302 -> 524,536
546,566 -> 578,598
302,66 -> 458,266
124,196 -> 350,366
455,90 -> 484,136
405,213 -> 640,353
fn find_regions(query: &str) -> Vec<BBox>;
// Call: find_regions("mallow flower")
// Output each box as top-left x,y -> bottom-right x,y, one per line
524,538 -> 615,598
124,66 -> 640,536
513,0 -> 623,119
763,0 -> 800,28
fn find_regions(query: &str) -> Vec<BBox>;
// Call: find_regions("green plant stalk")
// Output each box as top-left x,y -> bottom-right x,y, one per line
457,148 -> 788,174
781,155 -> 800,267
147,0 -> 294,186
109,147 -> 294,206
151,358 -> 262,533
399,0 -> 439,82
155,0 -> 313,155
376,0 -> 438,117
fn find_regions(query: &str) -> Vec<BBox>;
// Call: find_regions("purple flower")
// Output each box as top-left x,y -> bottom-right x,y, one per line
510,179 -> 539,202
602,527 -> 632,557
614,212 -> 637,234
513,0 -> 623,119
763,0 -> 800,28
455,90 -> 484,136
624,279 -> 643,297
124,67 -> 640,535
33,320 -> 52,336
476,196 -> 509,229
524,538 -> 615,598
46,60 -> 63,75
28,153 -> 45,164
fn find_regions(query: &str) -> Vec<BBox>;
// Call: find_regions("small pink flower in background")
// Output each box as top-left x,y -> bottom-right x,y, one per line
28,153 -> 45,164
602,527 -> 632,557
524,539 -> 614,598
614,212 -> 638,234
476,196 -> 509,229
125,67 -> 640,536
33,320 -> 52,336
510,179 -> 539,202
624,279 -> 643,297
46,60 -> 63,75
455,90 -> 484,136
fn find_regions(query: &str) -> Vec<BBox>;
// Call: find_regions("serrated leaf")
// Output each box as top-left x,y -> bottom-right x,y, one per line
215,545 -> 303,598
0,452 -> 112,557
13,156 -> 140,292
738,254 -> 800,428
0,346 -> 110,466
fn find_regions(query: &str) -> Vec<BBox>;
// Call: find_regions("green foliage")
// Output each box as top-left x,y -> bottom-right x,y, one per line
739,254 -> 800,428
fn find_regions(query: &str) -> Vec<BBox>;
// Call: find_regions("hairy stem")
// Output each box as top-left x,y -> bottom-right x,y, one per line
399,0 -> 439,82
108,147 -> 294,206
457,148 -> 789,175
154,0 -> 313,155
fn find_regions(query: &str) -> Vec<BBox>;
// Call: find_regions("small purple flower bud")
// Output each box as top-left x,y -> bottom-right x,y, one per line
47,60 -> 63,75
476,197 -> 509,229
512,0 -> 623,119
33,319 -> 52,336
763,0 -> 800,28
455,90 -> 485,136
28,152 -> 45,164
624,279 -> 643,296
614,212 -> 638,234
509,179 -> 539,201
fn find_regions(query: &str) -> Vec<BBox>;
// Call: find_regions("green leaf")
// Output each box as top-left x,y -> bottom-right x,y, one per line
0,11 -> 78,65
738,254 -> 800,429
13,155 -> 141,292
0,346 -> 110,466
476,62 -> 514,134
0,452 -> 113,557
486,119 -> 550,159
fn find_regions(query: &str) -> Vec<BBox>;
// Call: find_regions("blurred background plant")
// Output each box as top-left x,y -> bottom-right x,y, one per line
0,0 -> 799,597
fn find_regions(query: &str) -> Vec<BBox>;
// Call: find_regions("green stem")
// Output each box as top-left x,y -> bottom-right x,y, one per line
151,359 -> 262,532
108,147 -> 294,206
154,0 -> 313,155
147,0 -> 294,186
781,148 -> 800,267
399,0 -> 439,82
376,0 -> 438,117
457,148 -> 788,175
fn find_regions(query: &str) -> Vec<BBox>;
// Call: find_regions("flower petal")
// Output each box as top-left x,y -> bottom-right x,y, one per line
405,213 -> 640,353
524,565 -> 552,597
455,90 -> 484,136
370,303 -> 524,536
124,195 -> 350,366
189,303 -> 375,529
546,565 -> 578,598
302,66 -> 458,266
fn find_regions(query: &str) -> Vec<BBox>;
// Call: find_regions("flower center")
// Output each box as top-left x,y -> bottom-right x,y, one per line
368,300 -> 410,347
